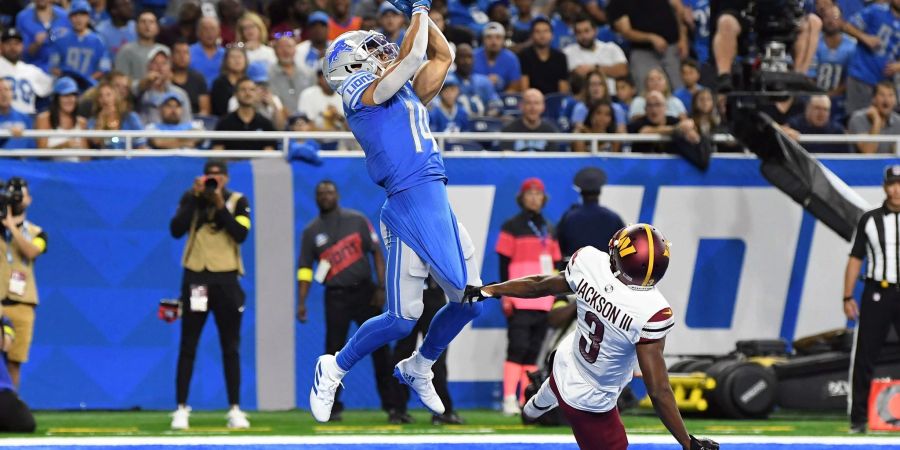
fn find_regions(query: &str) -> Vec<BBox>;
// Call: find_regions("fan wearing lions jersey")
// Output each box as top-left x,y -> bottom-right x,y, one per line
464,224 -> 718,450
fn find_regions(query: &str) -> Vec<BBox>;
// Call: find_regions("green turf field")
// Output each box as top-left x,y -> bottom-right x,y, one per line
0,409 -> 873,439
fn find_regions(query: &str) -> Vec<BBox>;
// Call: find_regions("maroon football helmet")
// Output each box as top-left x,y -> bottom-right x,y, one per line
608,224 -> 671,287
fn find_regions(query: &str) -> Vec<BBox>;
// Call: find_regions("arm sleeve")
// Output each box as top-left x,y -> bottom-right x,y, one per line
850,213 -> 869,259
371,12 -> 430,104
639,307 -> 676,343
169,191 -> 198,238
215,196 -> 251,243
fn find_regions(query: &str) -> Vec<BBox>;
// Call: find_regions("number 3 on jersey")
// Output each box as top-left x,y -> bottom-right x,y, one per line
402,99 -> 434,153
579,311 -> 605,364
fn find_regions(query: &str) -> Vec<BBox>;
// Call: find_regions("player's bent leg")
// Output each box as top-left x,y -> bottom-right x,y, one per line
549,374 -> 628,450
523,378 -> 558,420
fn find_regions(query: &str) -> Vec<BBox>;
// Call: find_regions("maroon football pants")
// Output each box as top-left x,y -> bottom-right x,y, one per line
549,373 -> 628,450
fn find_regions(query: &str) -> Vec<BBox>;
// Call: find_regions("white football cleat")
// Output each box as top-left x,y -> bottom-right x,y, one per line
310,354 -> 345,422
170,405 -> 190,430
502,395 -> 521,416
226,407 -> 250,429
394,352 -> 445,415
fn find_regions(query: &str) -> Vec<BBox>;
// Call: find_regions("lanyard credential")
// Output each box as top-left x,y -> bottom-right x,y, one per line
527,219 -> 548,249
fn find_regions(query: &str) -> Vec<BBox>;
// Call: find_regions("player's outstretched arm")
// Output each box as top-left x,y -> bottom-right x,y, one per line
412,17 -> 454,105
362,4 -> 430,106
473,274 -> 572,301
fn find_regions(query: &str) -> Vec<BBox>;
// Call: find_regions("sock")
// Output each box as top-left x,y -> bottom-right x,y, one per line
414,351 -> 435,370
503,361 -> 522,398
419,301 -> 483,361
520,365 -> 538,404
336,312 -> 416,371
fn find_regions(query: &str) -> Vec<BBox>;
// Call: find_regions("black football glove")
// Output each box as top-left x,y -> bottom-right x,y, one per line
690,435 -> 719,450
463,283 -> 497,304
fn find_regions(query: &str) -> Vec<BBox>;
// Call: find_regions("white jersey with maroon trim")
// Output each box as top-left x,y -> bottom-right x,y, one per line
553,246 -> 675,413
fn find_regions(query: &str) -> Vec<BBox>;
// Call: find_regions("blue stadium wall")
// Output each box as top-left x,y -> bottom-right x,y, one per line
1,155 -> 894,411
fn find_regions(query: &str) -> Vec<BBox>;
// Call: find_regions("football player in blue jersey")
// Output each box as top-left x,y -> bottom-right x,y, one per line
308,0 -> 485,423
842,0 -> 900,114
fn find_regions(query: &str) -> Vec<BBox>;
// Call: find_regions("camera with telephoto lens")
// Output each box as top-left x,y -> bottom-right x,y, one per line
200,175 -> 218,195
0,177 -> 26,220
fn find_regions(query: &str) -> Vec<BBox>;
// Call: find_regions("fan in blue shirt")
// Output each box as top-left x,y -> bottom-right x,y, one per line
454,44 -> 502,116
49,1 -> 112,83
683,0 -> 710,62
429,74 -> 470,132
845,1 -> 900,87
95,0 -> 137,58
473,22 -> 522,92
190,17 -> 226,90
0,80 -> 35,149
447,0 -> 490,35
810,5 -> 857,122
15,0 -> 72,73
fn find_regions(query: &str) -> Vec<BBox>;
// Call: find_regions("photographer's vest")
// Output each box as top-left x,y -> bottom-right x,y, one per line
181,193 -> 245,275
0,221 -> 43,304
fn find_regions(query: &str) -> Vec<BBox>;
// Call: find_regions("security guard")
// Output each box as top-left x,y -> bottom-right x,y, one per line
844,164 -> 900,434
297,180 -> 398,422
0,177 -> 48,389
169,160 -> 251,431
556,167 -> 625,259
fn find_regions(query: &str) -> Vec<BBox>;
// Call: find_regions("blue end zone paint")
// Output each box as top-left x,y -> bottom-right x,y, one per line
637,185 -> 659,225
685,239 -> 746,329
780,212 -> 817,346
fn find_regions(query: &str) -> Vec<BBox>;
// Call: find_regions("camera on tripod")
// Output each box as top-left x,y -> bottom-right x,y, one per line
0,177 -> 27,220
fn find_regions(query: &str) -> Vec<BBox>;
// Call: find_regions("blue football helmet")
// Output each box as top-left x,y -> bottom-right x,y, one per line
323,30 -> 400,91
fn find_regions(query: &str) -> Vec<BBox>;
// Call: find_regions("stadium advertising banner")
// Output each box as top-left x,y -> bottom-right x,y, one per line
0,155 -> 893,410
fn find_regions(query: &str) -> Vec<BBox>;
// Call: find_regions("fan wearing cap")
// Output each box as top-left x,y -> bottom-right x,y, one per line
294,11 -> 331,73
34,77 -> 88,153
557,167 -> 624,259
379,1 -> 408,44
189,17 -> 226,91
94,0 -> 136,59
114,11 -> 160,81
146,93 -> 203,149
473,22 -> 522,93
136,44 -> 194,126
0,79 -> 34,150
48,0 -> 111,82
0,28 -> 54,115
494,177 -> 562,415
428,73 -> 469,132
226,60 -> 287,130
15,0 -> 72,73
843,164 -> 900,433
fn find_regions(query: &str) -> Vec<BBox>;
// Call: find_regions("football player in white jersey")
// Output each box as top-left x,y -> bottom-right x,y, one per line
465,223 -> 718,450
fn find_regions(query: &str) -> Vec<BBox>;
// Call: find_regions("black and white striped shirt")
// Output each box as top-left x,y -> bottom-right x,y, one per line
851,204 -> 900,283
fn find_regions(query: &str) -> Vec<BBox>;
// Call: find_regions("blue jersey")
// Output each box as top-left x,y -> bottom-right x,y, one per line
551,16 -> 576,49
457,72 -> 501,116
811,33 -> 856,91
429,101 -> 470,132
50,31 -> 111,80
0,108 -> 35,149
95,19 -> 136,58
447,0 -> 489,35
15,4 -> 72,72
683,0 -> 710,62
189,43 -> 225,90
848,4 -> 900,85
340,71 -> 447,196
472,48 -> 522,92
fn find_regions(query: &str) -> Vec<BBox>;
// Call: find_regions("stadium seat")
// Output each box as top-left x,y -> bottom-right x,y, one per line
445,140 -> 485,151
195,115 -> 219,131
500,93 -> 522,116
469,117 -> 504,151
543,93 -> 575,132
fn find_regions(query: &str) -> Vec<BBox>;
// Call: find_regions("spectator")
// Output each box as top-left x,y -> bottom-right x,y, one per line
35,77 -> 88,152
295,11 -> 331,73
168,159 -> 252,431
431,6 -> 475,47
115,11 -> 160,81
190,17 -> 225,90
238,12 -> 276,66
628,67 -> 687,119
211,46 -> 248,117
88,0 -> 111,25
95,0 -> 135,58
627,90 -> 700,153
378,2 -> 406,44
217,0 -> 245,46
328,0 -> 362,41
447,0 -> 491,37
812,5 -> 855,124
614,74 -> 637,109
15,0 -> 71,73
487,0 -> 527,49
681,0 -> 710,63
848,81 -> 900,154
158,0 -> 200,48
87,80 -> 147,149
171,39 -> 211,116
454,43 -> 502,117
0,177 -> 45,392
50,0 -> 111,82
146,93 -> 202,149
673,58 -> 704,110
841,0 -> 900,115
213,77 -> 276,150
495,177 -> 562,415
510,0 -> 537,37
268,0 -> 310,41
297,68 -> 346,135
501,88 -> 560,151
563,16 -> 628,80
136,45 -> 193,126
0,29 -> 53,115
607,0 -> 687,91
0,312 -> 36,433
556,166 -> 625,258
689,88 -> 724,136
474,22 -> 523,93
77,70 -> 133,118
429,74 -> 470,132
518,17 -> 570,95
270,34 -> 314,117
786,94 -> 851,153
571,70 -> 628,132
0,80 -> 34,150
550,0 -> 582,49
572,101 -> 621,152
228,61 -> 287,130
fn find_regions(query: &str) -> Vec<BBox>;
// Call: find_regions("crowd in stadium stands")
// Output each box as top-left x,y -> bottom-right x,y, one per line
0,0 -> 896,153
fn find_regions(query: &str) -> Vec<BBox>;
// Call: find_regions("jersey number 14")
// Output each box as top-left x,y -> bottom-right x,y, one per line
403,99 -> 435,153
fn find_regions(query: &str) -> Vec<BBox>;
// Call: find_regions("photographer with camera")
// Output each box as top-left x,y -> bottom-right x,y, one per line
0,178 -> 47,389
168,159 -> 251,430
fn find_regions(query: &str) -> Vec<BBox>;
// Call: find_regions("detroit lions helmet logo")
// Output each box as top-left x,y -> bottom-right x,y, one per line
327,39 -> 352,66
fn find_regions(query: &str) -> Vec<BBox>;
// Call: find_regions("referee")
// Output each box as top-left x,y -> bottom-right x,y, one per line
297,180 -> 398,422
844,164 -> 900,434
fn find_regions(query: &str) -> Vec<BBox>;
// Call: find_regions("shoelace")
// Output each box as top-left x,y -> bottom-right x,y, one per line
315,377 -> 344,405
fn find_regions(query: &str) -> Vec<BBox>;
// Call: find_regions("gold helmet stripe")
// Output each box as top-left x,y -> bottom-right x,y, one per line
642,224 -> 655,286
